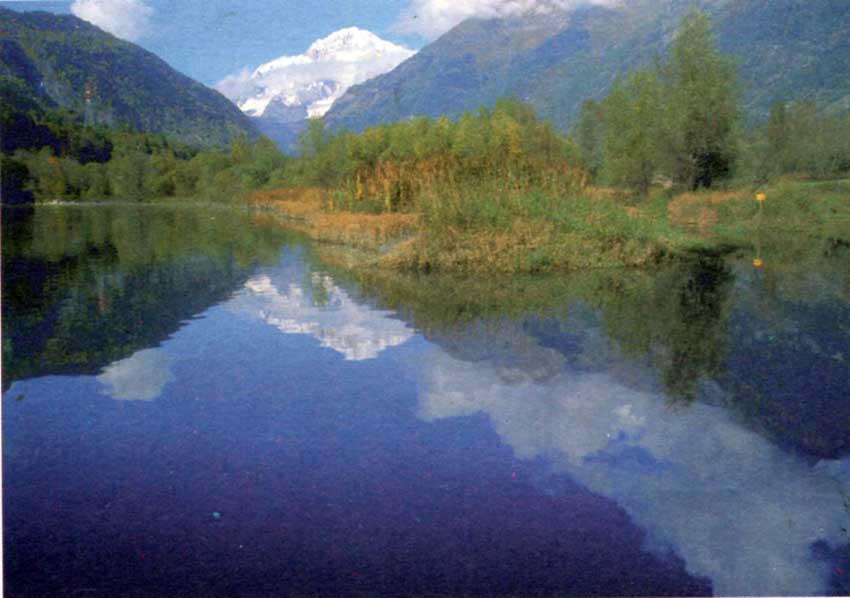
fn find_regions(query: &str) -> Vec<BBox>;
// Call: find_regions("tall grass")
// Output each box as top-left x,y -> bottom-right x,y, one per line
388,180 -> 697,273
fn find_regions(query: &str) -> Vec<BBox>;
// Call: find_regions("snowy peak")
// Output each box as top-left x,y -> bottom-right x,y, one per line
304,27 -> 404,62
216,28 -> 415,122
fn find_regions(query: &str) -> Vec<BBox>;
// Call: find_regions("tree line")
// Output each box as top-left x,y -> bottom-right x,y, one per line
3,124 -> 286,203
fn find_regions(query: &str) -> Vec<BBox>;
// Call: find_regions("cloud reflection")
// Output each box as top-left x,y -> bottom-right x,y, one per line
234,271 -> 414,361
419,342 -> 850,595
97,348 -> 171,401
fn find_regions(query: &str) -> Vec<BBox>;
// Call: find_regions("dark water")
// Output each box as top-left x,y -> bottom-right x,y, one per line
3,205 -> 850,597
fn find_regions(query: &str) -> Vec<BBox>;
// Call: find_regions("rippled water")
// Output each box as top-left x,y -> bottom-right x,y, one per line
3,205 -> 850,596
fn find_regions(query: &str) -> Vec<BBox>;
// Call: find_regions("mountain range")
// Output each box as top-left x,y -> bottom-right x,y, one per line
3,1 -> 850,153
324,0 -> 850,132
216,28 -> 414,150
0,7 -> 257,147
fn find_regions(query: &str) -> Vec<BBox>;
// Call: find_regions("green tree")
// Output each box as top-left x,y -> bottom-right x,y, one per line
82,162 -> 110,199
172,159 -> 199,197
574,99 -> 606,180
662,9 -> 739,189
419,116 -> 452,160
229,132 -> 252,164
784,100 -> 848,178
766,100 -> 789,174
147,150 -> 180,197
297,118 -> 331,158
24,147 -> 68,199
451,111 -> 489,173
602,68 -> 664,194
108,151 -> 151,201
296,118 -> 344,186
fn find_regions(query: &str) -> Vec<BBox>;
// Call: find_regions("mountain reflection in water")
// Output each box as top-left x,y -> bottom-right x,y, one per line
231,265 -> 414,361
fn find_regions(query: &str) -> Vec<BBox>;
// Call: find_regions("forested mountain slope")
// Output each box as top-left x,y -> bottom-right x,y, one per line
325,0 -> 850,132
0,7 -> 258,147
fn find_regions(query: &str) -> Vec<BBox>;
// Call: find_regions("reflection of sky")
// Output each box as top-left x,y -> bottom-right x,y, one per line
229,266 -> 414,361
97,348 -> 172,401
418,340 -> 850,596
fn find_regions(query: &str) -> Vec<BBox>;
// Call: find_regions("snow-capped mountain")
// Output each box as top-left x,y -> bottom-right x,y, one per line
216,27 -> 415,125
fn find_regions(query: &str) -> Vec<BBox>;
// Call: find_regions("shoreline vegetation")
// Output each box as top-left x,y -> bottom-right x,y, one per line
247,178 -> 850,274
4,10 -> 849,274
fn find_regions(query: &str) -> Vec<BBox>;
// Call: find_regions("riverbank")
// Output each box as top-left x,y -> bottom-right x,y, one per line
249,178 -> 850,274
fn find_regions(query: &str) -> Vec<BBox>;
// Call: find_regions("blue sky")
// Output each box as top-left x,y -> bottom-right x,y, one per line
1,0 -> 422,85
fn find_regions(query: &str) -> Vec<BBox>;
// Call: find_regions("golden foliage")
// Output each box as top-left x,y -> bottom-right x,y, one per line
247,187 -> 417,250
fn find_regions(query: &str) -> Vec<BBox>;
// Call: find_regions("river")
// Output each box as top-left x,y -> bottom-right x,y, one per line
3,204 -> 850,596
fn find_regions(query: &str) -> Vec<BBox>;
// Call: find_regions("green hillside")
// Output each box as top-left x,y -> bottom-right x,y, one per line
0,7 -> 257,147
325,0 -> 850,132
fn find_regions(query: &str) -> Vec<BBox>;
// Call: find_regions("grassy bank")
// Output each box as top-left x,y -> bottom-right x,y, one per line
677,179 -> 850,246
249,178 -> 850,274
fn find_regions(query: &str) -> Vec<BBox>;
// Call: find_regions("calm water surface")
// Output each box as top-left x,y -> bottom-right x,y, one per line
3,205 -> 850,596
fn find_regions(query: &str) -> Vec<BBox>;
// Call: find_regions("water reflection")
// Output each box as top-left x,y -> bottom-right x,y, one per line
717,257 -> 850,458
231,262 -> 414,360
97,348 -> 172,401
1,205 -> 289,389
354,252 -> 850,459
417,327 -> 850,596
351,257 -> 735,402
343,249 -> 850,595
4,205 -> 850,596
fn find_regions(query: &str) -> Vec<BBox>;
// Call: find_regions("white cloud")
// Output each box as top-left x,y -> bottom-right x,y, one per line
395,0 -> 617,39
417,327 -> 850,596
215,67 -> 256,104
70,0 -> 154,42
97,348 -> 172,401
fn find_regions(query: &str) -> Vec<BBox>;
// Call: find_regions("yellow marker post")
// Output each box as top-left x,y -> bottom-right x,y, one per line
755,192 -> 766,230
